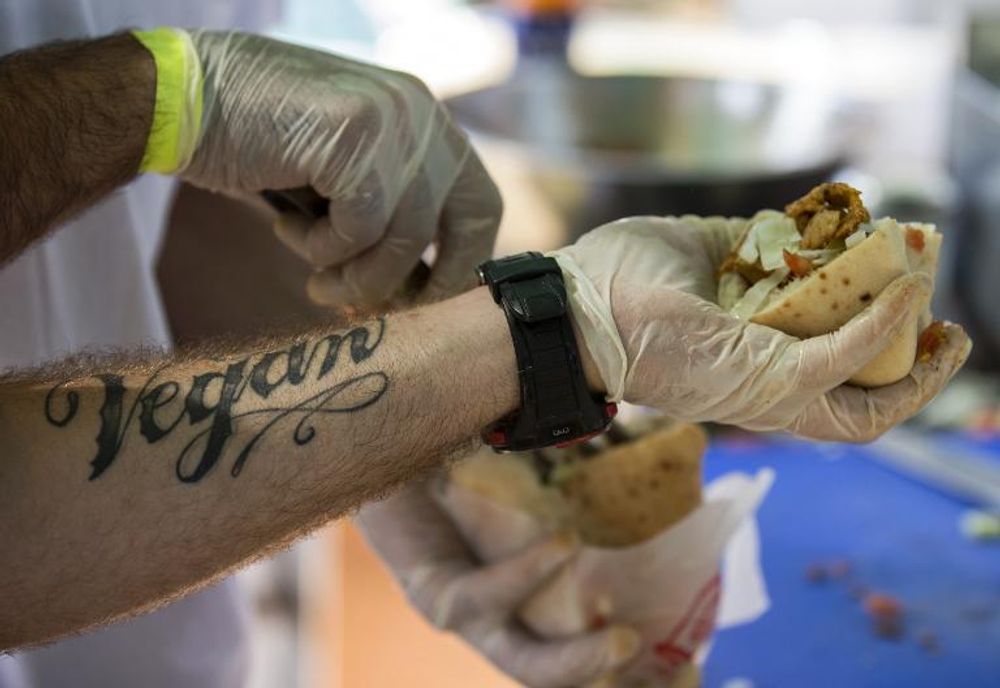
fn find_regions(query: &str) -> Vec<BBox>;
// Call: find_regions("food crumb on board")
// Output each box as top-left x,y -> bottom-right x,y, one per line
828,559 -> 852,579
804,563 -> 828,583
848,583 -> 869,601
802,558 -> 951,652
803,559 -> 851,583
916,629 -> 941,655
959,510 -> 1000,541
864,592 -> 905,639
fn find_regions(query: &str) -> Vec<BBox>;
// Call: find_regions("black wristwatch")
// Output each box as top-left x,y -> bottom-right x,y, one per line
477,252 -> 617,452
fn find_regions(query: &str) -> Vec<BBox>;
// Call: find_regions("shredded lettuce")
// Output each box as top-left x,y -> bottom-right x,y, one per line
874,218 -> 895,233
794,248 -> 840,265
755,216 -> 802,270
737,227 -> 760,264
730,267 -> 790,319
737,211 -> 794,266
845,227 -> 868,249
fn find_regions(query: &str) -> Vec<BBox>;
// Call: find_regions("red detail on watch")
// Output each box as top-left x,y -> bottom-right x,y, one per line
485,404 -> 617,450
485,428 -> 507,446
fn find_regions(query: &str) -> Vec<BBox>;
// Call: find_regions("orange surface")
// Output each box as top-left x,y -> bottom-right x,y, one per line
333,523 -> 520,688
503,0 -> 579,15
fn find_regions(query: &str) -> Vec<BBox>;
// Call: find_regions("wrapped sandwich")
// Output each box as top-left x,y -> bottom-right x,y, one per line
437,419 -> 772,687
717,182 -> 941,387
449,419 -> 707,550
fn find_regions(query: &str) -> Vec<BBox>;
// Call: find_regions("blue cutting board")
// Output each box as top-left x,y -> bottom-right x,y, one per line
702,435 -> 1000,688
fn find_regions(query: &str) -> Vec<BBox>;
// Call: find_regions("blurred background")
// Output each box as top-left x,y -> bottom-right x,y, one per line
155,0 -> 1000,685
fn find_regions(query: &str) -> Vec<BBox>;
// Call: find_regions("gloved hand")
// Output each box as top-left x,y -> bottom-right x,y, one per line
357,480 -> 641,688
552,216 -> 971,442
134,28 -> 501,308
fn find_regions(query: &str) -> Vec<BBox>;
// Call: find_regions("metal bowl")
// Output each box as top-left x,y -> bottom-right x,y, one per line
447,71 -> 849,238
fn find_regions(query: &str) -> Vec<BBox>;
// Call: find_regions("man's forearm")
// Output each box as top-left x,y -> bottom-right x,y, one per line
0,287 -> 517,650
0,34 -> 154,264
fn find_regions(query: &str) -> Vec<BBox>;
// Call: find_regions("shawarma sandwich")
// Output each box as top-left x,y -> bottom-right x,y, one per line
717,182 -> 942,387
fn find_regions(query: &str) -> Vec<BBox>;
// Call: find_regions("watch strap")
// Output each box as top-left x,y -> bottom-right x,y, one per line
481,253 -> 615,451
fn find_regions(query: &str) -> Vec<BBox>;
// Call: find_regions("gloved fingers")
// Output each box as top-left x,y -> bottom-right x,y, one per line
788,322 -> 970,442
306,171 -> 438,308
680,214 -> 750,269
470,622 -> 641,688
791,273 -> 931,391
433,532 -> 578,630
314,171 -> 392,266
421,149 -> 503,302
270,173 -> 389,269
355,477 -> 474,572
272,211 -> 313,263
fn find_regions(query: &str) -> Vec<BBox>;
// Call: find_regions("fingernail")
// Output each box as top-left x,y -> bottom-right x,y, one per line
944,325 -> 974,366
919,325 -> 971,375
607,626 -> 642,663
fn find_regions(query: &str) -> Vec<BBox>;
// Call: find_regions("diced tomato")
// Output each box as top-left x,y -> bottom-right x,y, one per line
782,249 -> 812,278
905,227 -> 925,252
917,321 -> 947,363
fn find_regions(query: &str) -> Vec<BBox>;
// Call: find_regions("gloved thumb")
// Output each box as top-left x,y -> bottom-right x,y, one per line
431,532 -> 578,630
793,272 -> 931,390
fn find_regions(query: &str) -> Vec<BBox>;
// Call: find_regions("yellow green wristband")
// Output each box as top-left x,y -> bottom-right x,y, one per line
132,28 -> 203,174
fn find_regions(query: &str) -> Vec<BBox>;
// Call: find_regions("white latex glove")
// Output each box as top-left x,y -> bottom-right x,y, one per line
176,30 -> 501,308
357,480 -> 642,688
553,216 -> 971,442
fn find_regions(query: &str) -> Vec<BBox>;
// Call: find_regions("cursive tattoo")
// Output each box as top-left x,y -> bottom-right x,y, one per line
44,320 -> 389,483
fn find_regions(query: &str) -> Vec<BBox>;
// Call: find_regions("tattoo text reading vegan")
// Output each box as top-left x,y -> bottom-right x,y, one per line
43,320 -> 388,484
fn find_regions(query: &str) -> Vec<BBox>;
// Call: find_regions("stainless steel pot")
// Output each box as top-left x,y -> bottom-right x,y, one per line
446,70 -> 851,238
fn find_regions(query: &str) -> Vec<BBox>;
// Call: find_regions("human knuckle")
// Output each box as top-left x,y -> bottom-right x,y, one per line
382,70 -> 433,121
396,70 -> 433,97
305,234 -> 337,267
358,99 -> 384,134
340,92 -> 383,135
385,70 -> 434,100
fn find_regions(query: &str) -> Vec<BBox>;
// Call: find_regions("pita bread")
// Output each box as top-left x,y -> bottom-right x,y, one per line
559,423 -> 706,547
